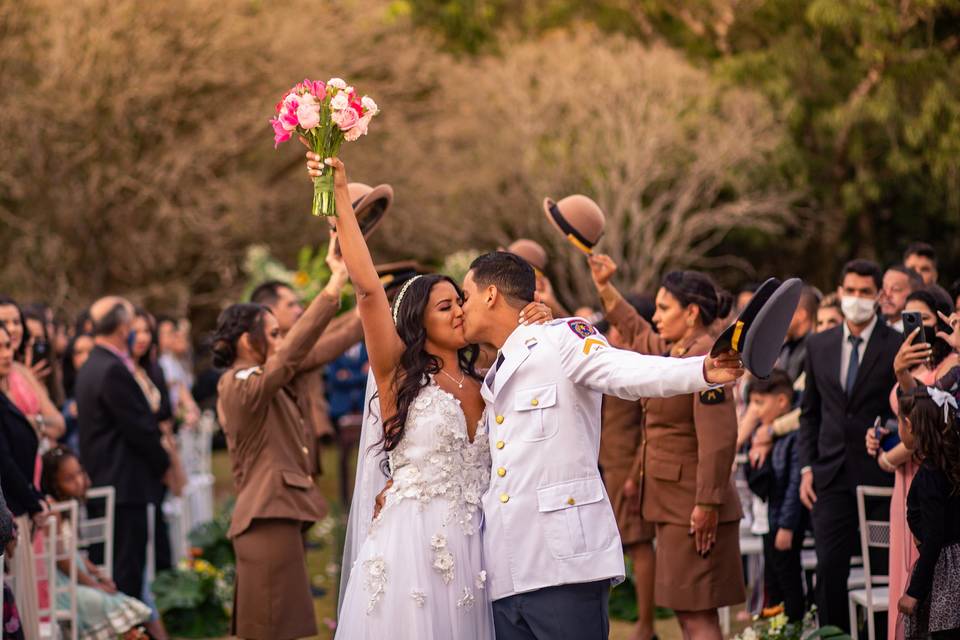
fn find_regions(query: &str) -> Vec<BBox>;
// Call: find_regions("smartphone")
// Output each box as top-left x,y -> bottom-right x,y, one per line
902,311 -> 927,345
30,339 -> 49,365
874,416 -> 901,453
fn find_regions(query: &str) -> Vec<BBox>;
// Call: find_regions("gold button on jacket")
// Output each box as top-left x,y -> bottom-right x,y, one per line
495,415 -> 505,424
497,467 -> 506,477
500,494 -> 510,503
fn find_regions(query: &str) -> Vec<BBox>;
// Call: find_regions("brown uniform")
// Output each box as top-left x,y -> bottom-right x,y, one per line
292,312 -> 364,477
217,291 -> 340,640
606,298 -> 745,612
600,395 -> 655,545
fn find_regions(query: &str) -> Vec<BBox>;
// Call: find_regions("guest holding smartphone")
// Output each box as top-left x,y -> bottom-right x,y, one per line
865,287 -> 957,640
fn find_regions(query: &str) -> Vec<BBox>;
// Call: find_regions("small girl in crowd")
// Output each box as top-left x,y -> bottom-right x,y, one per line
40,446 -> 154,640
897,386 -> 960,639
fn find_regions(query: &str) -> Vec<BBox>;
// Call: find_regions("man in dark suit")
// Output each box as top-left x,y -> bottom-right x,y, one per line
76,296 -> 169,598
798,260 -> 900,631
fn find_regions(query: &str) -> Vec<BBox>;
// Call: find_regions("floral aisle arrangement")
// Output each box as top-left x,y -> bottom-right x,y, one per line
732,606 -> 851,640
152,554 -> 234,638
270,77 -> 380,217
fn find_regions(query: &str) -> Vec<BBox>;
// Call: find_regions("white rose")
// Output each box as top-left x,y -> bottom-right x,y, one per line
330,92 -> 350,111
327,77 -> 347,89
361,95 -> 379,115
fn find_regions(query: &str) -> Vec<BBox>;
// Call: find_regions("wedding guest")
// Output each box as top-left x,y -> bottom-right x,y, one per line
865,287 -> 958,640
41,446 -> 155,639
24,304 -> 65,407
747,370 -> 808,622
76,296 -> 170,599
896,387 -> 960,638
777,285 -> 820,383
214,232 -> 348,640
879,265 -> 922,332
798,259 -> 900,632
815,293 -> 843,333
0,295 -> 66,448
157,315 -> 200,429
60,333 -> 95,452
590,255 -> 744,640
903,242 -> 938,285
130,308 -> 185,574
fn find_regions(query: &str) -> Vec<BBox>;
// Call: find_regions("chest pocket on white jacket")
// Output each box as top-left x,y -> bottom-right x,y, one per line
513,384 -> 559,441
537,477 -> 617,558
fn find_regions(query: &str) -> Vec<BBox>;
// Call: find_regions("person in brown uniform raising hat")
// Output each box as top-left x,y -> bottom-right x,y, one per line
589,254 -> 744,640
213,232 -> 349,640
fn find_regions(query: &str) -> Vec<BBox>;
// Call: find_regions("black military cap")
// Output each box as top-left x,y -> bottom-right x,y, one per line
711,277 -> 803,379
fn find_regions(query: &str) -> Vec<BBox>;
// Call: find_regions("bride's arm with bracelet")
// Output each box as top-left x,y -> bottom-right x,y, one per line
304,149 -> 402,387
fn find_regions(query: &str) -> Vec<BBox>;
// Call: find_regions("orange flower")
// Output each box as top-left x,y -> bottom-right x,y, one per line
190,547 -> 204,559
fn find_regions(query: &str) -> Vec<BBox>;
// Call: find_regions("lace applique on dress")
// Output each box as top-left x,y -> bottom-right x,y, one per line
382,380 -> 490,536
363,557 -> 387,614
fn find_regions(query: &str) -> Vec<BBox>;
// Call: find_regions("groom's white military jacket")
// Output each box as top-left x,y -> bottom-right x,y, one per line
480,317 -> 714,601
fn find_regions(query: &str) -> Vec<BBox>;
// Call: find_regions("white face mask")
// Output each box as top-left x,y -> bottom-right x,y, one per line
840,295 -> 877,325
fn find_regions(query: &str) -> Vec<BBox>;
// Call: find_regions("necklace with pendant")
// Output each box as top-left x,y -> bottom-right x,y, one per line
439,368 -> 465,389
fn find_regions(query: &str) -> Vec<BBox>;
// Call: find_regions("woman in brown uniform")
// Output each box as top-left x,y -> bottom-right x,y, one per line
214,233 -> 349,640
591,255 -> 744,640
601,323 -> 657,640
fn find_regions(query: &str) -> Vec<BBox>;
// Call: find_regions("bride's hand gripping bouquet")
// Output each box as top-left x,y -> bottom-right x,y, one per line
270,77 -> 379,217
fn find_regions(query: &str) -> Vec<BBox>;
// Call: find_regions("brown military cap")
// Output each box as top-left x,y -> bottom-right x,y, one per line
506,239 -> 548,272
542,195 -> 606,255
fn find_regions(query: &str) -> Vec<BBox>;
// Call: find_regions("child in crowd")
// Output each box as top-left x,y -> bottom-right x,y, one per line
40,446 -> 154,640
897,386 -> 960,639
746,370 -> 808,622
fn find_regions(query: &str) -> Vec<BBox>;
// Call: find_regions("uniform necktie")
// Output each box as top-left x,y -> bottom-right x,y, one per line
491,353 -> 505,391
845,335 -> 863,395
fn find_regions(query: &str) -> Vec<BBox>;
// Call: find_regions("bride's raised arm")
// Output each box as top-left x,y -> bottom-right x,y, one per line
305,150 -> 403,383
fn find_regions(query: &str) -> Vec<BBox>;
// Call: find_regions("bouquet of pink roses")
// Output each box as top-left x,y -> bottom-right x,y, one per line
271,77 -> 379,217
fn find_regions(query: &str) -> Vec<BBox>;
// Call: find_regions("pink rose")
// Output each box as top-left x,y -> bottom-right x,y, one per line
283,92 -> 300,110
310,80 -> 326,98
327,77 -> 347,89
271,118 -> 292,147
332,107 -> 360,131
344,112 -> 372,141
330,92 -> 349,111
297,102 -> 321,130
279,107 -> 299,131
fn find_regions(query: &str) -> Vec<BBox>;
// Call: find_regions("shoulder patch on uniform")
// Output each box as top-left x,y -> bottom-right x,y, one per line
699,388 -> 725,405
235,366 -> 263,381
567,319 -> 597,339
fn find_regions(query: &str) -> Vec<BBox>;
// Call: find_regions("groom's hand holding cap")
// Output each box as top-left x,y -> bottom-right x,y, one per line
710,277 -> 803,379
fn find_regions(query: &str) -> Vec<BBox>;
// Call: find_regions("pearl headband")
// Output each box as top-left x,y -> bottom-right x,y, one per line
392,275 -> 424,325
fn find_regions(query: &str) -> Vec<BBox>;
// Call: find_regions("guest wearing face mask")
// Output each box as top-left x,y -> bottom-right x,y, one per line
797,259 -> 901,633
879,265 -> 923,332
864,286 -> 958,640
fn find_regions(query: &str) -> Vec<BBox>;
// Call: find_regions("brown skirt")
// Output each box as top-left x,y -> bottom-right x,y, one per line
606,466 -> 656,546
232,518 -> 316,640
653,521 -> 745,612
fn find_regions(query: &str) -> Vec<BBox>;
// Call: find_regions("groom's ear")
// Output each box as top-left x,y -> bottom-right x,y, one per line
485,285 -> 498,308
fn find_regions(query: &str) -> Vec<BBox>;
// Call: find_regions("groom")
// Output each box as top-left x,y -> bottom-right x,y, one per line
460,252 -> 743,640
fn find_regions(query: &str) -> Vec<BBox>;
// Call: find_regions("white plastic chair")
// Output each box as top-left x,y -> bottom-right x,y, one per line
78,486 -> 115,579
848,485 -> 893,640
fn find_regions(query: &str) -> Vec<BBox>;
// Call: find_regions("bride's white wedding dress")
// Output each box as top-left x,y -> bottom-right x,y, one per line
336,378 -> 494,639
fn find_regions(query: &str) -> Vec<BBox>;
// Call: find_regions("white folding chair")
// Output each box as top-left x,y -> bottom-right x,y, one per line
162,495 -> 189,565
78,486 -> 115,579
47,501 -> 79,640
848,485 -> 893,640
35,513 -> 60,640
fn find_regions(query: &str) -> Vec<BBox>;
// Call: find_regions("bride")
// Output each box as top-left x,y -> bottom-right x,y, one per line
309,154 -> 550,639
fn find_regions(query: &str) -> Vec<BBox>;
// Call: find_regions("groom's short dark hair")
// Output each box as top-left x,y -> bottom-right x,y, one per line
469,252 -> 536,308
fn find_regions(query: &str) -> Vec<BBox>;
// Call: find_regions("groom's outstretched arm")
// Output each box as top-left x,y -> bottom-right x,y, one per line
543,319 -> 729,401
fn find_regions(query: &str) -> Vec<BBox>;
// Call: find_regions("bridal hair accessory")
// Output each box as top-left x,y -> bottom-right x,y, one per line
392,275 -> 424,325
926,386 -> 957,425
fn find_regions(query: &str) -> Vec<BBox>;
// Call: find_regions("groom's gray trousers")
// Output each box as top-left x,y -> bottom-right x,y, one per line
492,579 -> 610,640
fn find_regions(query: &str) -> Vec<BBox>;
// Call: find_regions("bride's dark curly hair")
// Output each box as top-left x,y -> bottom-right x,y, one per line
899,385 -> 960,495
374,274 -> 479,460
